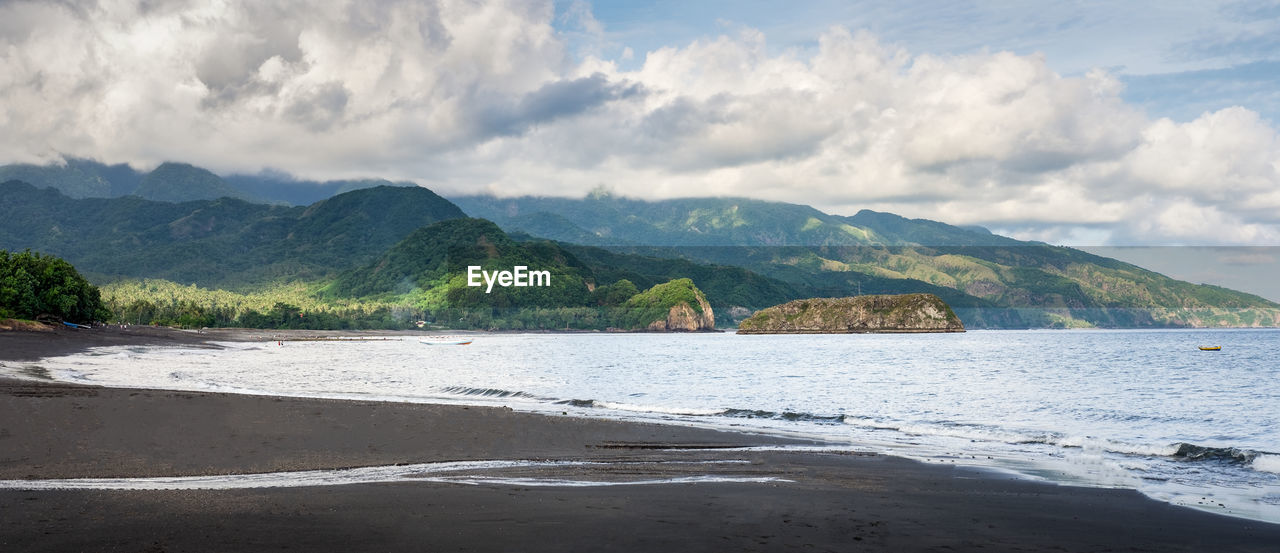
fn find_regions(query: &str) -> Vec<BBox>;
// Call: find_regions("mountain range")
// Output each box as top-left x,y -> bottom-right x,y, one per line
453,194 -> 1280,327
2,159 -> 1278,329
0,159 -> 416,205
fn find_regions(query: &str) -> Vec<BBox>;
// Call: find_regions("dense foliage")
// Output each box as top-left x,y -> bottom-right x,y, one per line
4,169 -> 1278,329
591,279 -> 639,307
328,219 -> 710,330
559,243 -> 799,310
452,191 -> 880,247
452,194 -> 1280,328
328,218 -> 595,308
625,278 -> 704,313
0,181 -> 464,289
1,250 -> 110,323
103,279 -> 410,329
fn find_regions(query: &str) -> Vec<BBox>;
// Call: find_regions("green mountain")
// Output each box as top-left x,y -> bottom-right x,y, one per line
327,219 -> 730,331
450,194 -> 1280,328
284,184 -> 467,268
843,210 -> 1021,247
223,173 -> 419,206
3,158 -> 146,197
328,218 -> 594,310
132,162 -> 261,203
555,243 -> 805,313
0,159 -> 420,205
450,192 -> 879,246
0,160 -> 115,198
4,171 -> 1276,329
0,181 -> 465,288
0,181 -> 808,321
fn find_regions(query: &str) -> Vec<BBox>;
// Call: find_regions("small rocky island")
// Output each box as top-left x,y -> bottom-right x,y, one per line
622,278 -> 716,331
737,293 -> 964,334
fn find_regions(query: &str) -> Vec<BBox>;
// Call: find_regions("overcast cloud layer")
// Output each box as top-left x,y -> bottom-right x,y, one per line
2,0 -> 1279,246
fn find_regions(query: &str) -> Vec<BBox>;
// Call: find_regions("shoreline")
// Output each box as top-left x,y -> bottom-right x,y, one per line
3,327 -> 1280,551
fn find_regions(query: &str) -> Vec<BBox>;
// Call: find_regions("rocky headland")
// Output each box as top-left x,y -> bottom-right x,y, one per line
737,293 -> 964,334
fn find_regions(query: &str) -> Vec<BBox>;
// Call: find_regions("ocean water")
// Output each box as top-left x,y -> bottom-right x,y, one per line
9,329 -> 1279,522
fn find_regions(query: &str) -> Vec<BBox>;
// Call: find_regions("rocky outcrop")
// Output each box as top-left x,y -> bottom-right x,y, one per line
646,293 -> 715,331
737,294 -> 964,334
624,278 -> 716,332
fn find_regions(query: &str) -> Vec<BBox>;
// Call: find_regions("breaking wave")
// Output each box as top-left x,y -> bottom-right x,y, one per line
1252,454 -> 1280,474
721,408 -> 847,424
436,389 -> 1280,477
335,384 -> 1280,479
436,386 -> 548,401
1171,443 -> 1272,465
590,401 -> 727,416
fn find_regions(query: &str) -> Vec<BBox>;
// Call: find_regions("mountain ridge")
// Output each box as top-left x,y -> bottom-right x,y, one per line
3,160 -> 1277,328
450,193 -> 1280,328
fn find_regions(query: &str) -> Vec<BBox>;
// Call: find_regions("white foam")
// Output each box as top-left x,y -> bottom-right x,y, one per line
593,401 -> 727,416
0,459 -> 770,491
1053,436 -> 1181,457
0,460 -> 571,490
1252,454 -> 1280,474
424,475 -> 791,487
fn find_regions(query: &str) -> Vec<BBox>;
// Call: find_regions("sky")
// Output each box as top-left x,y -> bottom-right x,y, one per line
2,0 -> 1280,249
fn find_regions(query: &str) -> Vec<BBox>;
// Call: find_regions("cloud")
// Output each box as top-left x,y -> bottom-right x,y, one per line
2,0 -> 1280,246
0,0 -> 573,168
474,73 -> 643,138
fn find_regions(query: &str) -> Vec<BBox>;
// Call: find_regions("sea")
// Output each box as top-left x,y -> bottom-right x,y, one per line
7,328 -> 1279,523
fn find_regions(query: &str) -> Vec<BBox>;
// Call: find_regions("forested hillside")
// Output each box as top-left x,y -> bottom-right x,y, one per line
452,194 -> 1280,328
3,169 -> 1277,329
0,181 -> 463,288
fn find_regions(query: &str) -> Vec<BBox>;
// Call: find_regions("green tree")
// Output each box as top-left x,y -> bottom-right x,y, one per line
0,249 -> 110,323
592,279 -> 639,307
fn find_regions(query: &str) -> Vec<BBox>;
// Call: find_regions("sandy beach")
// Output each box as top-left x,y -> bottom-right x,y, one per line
2,326 -> 1279,552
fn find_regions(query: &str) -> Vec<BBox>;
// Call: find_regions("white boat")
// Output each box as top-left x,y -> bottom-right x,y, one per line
418,337 -> 473,346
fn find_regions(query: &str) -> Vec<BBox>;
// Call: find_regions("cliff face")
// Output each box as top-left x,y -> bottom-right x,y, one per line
646,293 -> 715,331
624,278 -> 716,332
737,294 -> 964,334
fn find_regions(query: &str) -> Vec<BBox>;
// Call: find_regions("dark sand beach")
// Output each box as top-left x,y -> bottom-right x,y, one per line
2,326 -> 1279,552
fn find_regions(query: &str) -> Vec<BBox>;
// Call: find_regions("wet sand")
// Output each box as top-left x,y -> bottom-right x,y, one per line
2,327 -> 1279,551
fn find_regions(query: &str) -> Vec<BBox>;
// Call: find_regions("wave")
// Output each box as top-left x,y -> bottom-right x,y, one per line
1171,443 -> 1274,465
840,417 -> 1061,446
550,398 -> 728,416
591,401 -> 727,416
551,400 -> 849,423
721,408 -> 847,424
835,418 -> 1278,472
1252,454 -> 1280,474
436,386 -> 547,401
426,388 -> 1278,476
1052,435 -> 1180,457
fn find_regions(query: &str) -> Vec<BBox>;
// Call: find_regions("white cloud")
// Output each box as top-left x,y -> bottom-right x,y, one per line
2,0 -> 1280,246
1125,107 -> 1279,198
